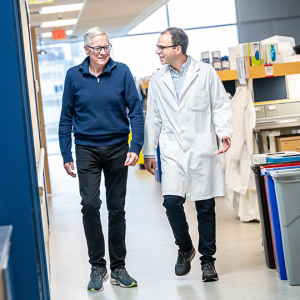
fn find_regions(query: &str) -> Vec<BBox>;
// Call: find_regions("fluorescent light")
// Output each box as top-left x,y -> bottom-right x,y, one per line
41,30 -> 73,38
41,32 -> 52,38
278,119 -> 297,123
40,3 -> 83,14
41,19 -> 77,28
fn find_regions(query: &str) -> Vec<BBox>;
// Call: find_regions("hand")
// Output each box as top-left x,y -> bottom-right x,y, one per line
218,136 -> 231,154
64,162 -> 76,178
125,152 -> 139,166
144,158 -> 158,175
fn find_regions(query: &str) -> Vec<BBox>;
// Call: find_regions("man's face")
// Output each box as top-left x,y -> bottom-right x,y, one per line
155,33 -> 178,65
84,34 -> 110,67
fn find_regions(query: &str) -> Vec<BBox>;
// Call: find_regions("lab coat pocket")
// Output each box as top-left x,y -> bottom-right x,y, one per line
190,91 -> 209,111
195,132 -> 218,157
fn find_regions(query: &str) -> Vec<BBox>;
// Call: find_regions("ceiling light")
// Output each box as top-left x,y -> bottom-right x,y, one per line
38,49 -> 47,55
41,30 -> 73,38
38,38 -> 47,55
41,32 -> 52,38
41,19 -> 77,28
39,3 -> 84,14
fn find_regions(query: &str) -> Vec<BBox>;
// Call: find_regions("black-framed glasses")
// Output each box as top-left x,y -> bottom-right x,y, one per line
85,44 -> 112,53
156,44 -> 179,52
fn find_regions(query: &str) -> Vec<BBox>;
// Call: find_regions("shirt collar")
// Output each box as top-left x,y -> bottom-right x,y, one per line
169,55 -> 191,74
80,57 -> 116,75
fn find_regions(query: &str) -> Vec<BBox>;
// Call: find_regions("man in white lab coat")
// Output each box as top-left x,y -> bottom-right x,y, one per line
144,27 -> 233,282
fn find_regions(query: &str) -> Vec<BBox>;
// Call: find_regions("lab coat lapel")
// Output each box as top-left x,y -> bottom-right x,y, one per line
179,59 -> 200,100
161,66 -> 176,99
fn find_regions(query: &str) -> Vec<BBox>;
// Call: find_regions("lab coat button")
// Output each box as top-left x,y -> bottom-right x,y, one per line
181,130 -> 184,134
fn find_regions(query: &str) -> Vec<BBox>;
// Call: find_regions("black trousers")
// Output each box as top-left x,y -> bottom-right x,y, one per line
75,141 -> 128,270
163,195 -> 216,264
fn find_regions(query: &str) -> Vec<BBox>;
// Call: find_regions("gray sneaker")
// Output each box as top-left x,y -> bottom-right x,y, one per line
201,261 -> 219,282
175,247 -> 196,276
87,266 -> 109,292
110,268 -> 137,288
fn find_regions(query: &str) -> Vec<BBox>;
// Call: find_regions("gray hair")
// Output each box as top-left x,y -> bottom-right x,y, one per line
84,27 -> 109,45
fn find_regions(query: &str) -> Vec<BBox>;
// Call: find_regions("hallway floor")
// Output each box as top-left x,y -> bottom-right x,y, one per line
48,154 -> 300,300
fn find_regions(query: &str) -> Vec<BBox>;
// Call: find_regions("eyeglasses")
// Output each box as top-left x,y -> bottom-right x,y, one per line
156,44 -> 179,52
85,44 -> 112,53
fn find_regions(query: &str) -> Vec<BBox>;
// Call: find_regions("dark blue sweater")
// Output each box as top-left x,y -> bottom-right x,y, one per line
59,57 -> 144,164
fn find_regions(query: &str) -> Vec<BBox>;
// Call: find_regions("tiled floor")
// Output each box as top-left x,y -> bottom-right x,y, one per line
48,154 -> 300,299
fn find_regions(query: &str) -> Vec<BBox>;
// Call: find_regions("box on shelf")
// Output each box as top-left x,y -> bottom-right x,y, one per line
212,51 -> 221,62
221,60 -> 230,70
239,43 -> 250,57
263,43 -> 279,64
250,42 -> 264,66
213,61 -> 222,70
266,152 -> 300,163
228,46 -> 240,56
229,55 -> 239,70
261,35 -> 296,48
278,42 -> 294,59
254,151 -> 300,164
201,51 -> 210,63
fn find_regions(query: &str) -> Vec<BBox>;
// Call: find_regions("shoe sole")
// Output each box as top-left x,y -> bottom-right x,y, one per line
175,248 -> 196,276
110,278 -> 138,288
88,272 -> 109,292
202,276 -> 219,282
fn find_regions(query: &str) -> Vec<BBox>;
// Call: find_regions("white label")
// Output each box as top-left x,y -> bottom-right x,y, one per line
255,107 -> 261,111
202,52 -> 209,59
213,62 -> 222,69
212,51 -> 221,58
222,61 -> 230,68
265,65 -> 274,77
268,105 -> 276,111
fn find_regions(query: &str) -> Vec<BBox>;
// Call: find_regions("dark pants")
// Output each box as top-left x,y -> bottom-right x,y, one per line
163,195 -> 216,264
75,141 -> 128,270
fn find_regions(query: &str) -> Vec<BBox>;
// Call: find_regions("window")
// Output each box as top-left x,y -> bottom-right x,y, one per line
168,0 -> 236,29
38,41 -> 86,155
186,25 -> 239,59
111,33 -> 161,79
128,5 -> 168,35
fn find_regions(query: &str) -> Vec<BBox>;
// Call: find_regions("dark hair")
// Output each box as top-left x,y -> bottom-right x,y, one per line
160,27 -> 189,55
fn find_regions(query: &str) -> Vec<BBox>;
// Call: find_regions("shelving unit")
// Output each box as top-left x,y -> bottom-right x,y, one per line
216,56 -> 300,81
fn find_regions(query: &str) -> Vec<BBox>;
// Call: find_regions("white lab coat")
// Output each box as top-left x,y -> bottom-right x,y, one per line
144,58 -> 233,201
221,86 -> 259,221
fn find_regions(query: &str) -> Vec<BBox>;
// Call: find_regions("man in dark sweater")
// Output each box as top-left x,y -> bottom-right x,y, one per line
59,27 -> 144,292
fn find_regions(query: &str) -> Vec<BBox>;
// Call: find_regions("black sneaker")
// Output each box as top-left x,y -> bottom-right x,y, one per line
201,261 -> 219,282
87,266 -> 108,292
110,268 -> 138,288
175,247 -> 196,276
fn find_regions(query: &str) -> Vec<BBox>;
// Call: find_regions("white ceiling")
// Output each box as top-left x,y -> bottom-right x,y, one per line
29,0 -> 169,44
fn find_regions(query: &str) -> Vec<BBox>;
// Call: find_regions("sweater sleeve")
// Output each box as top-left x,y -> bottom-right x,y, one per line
124,68 -> 144,156
59,73 -> 75,164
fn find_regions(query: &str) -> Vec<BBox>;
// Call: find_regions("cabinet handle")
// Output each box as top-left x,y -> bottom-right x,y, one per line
297,147 -> 300,150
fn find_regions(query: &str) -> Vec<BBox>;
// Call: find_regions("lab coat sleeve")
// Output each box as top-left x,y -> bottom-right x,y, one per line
209,67 -> 233,141
143,79 -> 162,156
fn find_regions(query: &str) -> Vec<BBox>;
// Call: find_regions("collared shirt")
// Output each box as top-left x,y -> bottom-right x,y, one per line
169,55 -> 191,101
